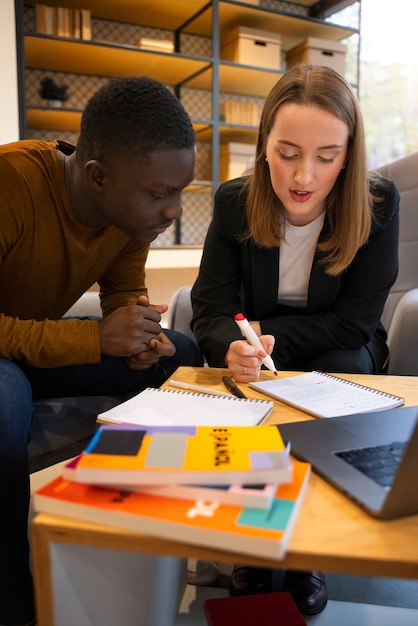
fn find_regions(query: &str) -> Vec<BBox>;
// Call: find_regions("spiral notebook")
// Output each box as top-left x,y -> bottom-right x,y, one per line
250,371 -> 404,419
97,387 -> 273,426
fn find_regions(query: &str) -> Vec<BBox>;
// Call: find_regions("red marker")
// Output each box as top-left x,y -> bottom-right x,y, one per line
234,313 -> 278,375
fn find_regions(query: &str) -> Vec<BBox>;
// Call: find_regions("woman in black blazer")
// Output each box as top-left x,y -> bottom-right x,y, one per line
191,64 -> 399,615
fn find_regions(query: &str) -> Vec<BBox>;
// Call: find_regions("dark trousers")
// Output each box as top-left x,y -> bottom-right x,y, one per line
0,329 -> 203,625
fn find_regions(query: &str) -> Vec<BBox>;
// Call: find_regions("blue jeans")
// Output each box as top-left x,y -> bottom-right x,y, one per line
0,329 -> 203,625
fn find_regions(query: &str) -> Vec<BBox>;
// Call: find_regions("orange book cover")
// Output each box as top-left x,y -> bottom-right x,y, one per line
34,461 -> 310,559
73,424 -> 291,486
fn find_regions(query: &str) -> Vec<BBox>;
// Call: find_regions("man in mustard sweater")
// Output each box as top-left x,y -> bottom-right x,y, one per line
0,76 -> 202,626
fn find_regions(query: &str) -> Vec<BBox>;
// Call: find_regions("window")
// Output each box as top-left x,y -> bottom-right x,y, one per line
360,0 -> 418,167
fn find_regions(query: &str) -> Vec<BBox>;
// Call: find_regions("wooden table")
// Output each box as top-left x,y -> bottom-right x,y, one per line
31,367 -> 418,624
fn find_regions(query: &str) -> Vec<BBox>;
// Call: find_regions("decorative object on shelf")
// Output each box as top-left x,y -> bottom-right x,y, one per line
39,77 -> 69,108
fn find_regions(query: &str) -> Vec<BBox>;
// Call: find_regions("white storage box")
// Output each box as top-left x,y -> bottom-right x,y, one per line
221,26 -> 282,70
220,142 -> 256,182
286,37 -> 346,75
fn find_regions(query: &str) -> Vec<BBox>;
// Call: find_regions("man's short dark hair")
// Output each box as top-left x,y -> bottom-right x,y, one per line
76,76 -> 195,164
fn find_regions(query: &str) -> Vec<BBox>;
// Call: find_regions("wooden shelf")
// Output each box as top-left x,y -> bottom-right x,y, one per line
188,62 -> 285,97
26,107 -> 213,135
24,36 -> 210,84
25,1 -> 357,49
185,2 -> 357,50
27,107 -> 82,132
184,181 -> 213,193
25,35 -> 285,98
24,0 -> 211,31
195,124 -> 258,144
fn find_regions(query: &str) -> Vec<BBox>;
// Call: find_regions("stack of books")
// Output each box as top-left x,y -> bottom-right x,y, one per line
34,422 -> 311,559
220,101 -> 260,126
35,4 -> 92,40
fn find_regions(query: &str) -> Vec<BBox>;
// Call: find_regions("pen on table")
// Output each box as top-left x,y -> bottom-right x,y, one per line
222,376 -> 248,399
234,313 -> 278,376
168,379 -> 233,397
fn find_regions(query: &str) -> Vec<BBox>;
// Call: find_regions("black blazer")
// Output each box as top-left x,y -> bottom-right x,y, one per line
191,175 -> 400,369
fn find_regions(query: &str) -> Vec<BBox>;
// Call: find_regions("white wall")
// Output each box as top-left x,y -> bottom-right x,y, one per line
0,0 -> 20,143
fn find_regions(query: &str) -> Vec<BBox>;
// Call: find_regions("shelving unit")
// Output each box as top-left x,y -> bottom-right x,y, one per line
19,0 -> 361,244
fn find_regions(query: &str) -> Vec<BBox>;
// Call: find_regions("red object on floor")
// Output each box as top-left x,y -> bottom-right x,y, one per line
203,591 -> 307,625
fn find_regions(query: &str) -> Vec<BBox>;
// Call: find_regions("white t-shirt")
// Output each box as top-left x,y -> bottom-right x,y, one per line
278,213 -> 325,307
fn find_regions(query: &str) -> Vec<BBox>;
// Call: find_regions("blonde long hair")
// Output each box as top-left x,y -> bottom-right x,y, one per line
245,64 -> 373,276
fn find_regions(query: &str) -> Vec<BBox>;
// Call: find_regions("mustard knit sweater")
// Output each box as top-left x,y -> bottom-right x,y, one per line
0,140 -> 148,367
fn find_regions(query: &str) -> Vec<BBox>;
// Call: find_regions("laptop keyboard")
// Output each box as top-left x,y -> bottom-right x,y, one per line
335,441 -> 407,488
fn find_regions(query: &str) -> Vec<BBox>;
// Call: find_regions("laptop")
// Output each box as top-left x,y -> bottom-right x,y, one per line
278,405 -> 418,520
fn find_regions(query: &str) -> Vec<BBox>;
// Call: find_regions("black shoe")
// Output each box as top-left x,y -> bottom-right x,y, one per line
229,567 -> 327,616
229,566 -> 273,596
283,570 -> 328,615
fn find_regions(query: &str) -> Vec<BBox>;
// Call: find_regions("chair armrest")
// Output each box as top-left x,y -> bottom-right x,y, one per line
167,286 -> 195,340
386,288 -> 418,375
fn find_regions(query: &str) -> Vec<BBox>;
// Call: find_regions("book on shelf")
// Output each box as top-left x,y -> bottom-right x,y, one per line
66,423 -> 291,486
57,7 -> 72,38
34,460 -> 311,560
35,4 -> 56,36
63,449 -> 292,510
72,9 -> 81,39
35,4 -> 46,33
203,591 -> 307,626
96,386 -> 273,426
220,101 -> 260,126
80,9 -> 92,40
138,38 -> 174,53
250,370 -> 405,419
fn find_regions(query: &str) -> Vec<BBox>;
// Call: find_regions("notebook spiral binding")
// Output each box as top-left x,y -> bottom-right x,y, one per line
313,371 -> 404,401
150,388 -> 267,403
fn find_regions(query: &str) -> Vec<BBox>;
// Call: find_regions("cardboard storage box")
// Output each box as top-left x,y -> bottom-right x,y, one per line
221,26 -> 282,70
220,142 -> 256,182
286,37 -> 346,75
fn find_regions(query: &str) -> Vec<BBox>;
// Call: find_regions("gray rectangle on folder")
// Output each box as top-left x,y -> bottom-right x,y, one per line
146,432 -> 188,468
